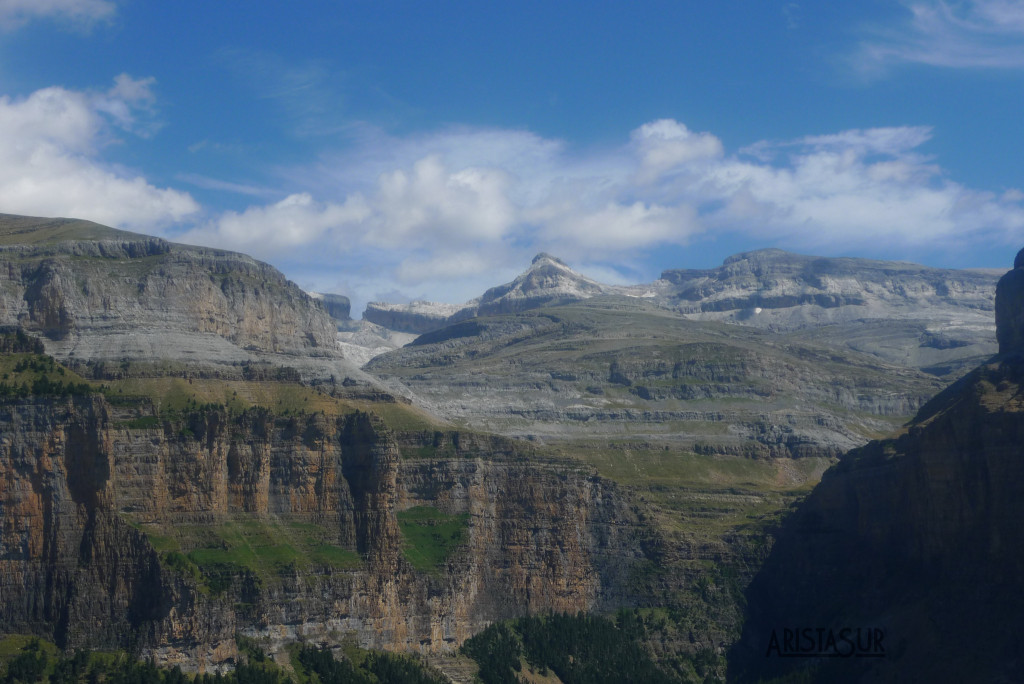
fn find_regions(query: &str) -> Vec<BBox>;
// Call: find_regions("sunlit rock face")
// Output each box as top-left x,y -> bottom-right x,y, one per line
0,214 -> 372,384
0,398 -> 656,670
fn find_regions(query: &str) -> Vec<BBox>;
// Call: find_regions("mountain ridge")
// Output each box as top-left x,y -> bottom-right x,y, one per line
729,246 -> 1024,682
357,248 -> 998,376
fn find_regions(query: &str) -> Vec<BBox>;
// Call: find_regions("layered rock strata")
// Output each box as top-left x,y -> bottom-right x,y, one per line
367,302 -> 946,458
730,247 -> 1024,682
0,215 -> 366,383
0,398 -> 654,669
362,249 -> 999,376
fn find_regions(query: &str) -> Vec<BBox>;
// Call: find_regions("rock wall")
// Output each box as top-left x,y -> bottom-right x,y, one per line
311,293 -> 352,323
995,247 -> 1024,354
730,249 -> 1024,682
662,248 -> 998,317
362,302 -> 464,335
0,237 -> 341,366
0,397 -> 652,669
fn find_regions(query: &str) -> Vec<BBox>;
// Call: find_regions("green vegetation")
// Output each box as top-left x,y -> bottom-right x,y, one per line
461,612 -> 711,684
0,215 -> 142,245
133,515 -> 363,594
396,506 -> 470,573
0,329 -> 43,354
94,375 -> 440,434
290,643 -> 446,684
0,349 -> 95,401
0,636 -> 206,684
124,415 -> 161,429
557,441 -> 829,539
0,633 -> 444,684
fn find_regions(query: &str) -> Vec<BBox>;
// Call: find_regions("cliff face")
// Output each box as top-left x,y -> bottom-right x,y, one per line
362,302 -> 464,335
309,292 -> 352,323
661,248 -> 997,322
0,397 -> 653,669
368,302 -> 946,458
0,215 -> 349,377
730,249 -> 1024,682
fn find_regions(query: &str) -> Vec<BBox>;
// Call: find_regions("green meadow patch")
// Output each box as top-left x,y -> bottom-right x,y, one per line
397,506 -> 470,573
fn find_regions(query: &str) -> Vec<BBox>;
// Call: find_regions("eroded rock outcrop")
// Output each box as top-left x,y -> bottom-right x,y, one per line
362,301 -> 466,335
310,292 -> 352,323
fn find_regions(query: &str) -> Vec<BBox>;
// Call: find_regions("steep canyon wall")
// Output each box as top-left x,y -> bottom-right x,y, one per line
0,397 -> 654,669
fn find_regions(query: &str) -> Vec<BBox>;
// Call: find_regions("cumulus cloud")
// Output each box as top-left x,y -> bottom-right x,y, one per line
854,0 -> 1024,74
181,117 -> 1024,308
368,156 -> 516,247
0,77 -> 198,229
631,119 -> 723,183
0,0 -> 116,30
703,126 -> 1024,248
183,193 -> 369,252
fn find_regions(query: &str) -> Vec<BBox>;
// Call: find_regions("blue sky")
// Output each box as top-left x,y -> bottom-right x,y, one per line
2,1 -> 1024,313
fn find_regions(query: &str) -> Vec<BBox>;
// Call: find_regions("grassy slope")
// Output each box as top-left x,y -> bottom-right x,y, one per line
396,506 -> 471,573
370,299 -> 940,442
369,298 -> 928,547
0,214 -> 144,245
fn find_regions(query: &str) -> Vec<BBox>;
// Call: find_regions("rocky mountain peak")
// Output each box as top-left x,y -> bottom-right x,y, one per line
996,247 -> 1024,354
477,253 -> 606,315
531,252 -> 568,266
362,254 -> 609,334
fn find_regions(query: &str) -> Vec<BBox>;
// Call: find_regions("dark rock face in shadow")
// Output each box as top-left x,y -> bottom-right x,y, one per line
995,247 -> 1024,355
730,249 -> 1024,683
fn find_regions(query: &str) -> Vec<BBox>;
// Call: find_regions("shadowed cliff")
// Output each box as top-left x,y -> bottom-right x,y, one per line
729,247 -> 1024,682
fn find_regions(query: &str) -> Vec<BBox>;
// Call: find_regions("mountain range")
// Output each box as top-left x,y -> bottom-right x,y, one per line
0,212 -> 1019,682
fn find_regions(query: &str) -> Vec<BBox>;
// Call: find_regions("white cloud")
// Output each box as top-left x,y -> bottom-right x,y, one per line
0,77 -> 198,229
367,156 -> 516,247
182,117 -> 1024,307
0,0 -> 116,29
395,250 -> 495,285
631,119 -> 723,183
854,0 -> 1024,74
180,193 -> 368,254
703,130 -> 1024,248
529,201 -> 699,258
176,173 -> 273,197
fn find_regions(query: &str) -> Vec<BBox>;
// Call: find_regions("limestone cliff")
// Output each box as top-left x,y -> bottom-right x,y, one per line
730,248 -> 1024,682
309,292 -> 352,323
0,396 -> 654,670
0,214 -> 360,382
362,301 -> 466,335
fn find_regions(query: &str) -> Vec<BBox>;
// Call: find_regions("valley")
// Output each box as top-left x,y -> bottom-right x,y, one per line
0,213 -> 1017,682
